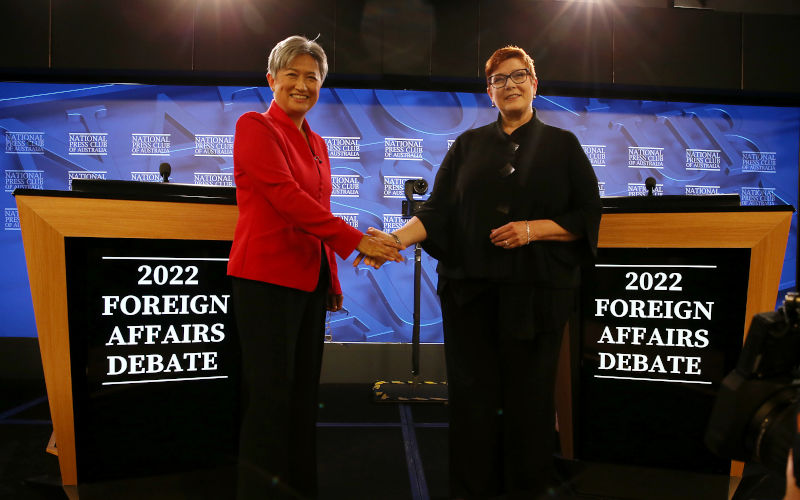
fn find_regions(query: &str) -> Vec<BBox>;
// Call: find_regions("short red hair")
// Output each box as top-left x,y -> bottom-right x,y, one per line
484,45 -> 536,83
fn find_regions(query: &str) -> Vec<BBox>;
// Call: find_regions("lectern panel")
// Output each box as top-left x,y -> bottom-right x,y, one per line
65,237 -> 238,482
577,247 -> 750,474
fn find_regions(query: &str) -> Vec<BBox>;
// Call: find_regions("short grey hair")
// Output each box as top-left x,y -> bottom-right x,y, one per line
267,35 -> 328,82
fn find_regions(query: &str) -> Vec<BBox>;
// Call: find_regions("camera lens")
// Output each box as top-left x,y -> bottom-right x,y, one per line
749,391 -> 799,472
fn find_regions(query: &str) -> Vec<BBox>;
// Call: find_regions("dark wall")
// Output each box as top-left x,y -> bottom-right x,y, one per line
51,0 -> 195,72
613,7 -> 742,89
0,0 -> 50,69
1,0 -> 798,96
478,0 -> 614,85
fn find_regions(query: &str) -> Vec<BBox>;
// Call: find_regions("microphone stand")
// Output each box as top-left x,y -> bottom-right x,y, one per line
411,242 -> 421,377
373,191 -> 447,403
372,241 -> 447,402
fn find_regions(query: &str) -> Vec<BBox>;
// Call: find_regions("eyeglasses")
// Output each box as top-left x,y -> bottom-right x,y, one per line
487,69 -> 531,88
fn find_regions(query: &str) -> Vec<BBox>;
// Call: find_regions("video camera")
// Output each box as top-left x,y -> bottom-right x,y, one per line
402,178 -> 428,219
705,292 -> 800,479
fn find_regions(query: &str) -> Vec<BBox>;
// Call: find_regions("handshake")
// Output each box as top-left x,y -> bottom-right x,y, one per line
353,227 -> 406,269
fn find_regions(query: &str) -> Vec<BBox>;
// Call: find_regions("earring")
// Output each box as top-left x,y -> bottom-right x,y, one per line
491,101 -> 496,108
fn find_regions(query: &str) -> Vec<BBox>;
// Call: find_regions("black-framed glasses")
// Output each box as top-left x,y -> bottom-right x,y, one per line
487,69 -> 531,88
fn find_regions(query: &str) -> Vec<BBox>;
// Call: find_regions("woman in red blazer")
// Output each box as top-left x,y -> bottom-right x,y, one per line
228,35 -> 401,500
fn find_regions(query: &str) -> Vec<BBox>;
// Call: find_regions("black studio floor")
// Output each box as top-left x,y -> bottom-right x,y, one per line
0,380 -> 789,500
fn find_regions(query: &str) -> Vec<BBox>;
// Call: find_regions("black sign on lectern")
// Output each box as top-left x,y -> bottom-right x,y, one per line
577,247 -> 750,475
65,237 -> 239,483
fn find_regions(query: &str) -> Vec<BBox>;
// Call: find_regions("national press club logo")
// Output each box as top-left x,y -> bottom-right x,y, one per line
331,174 -> 360,198
685,185 -> 720,195
68,171 -> 107,190
598,182 -> 605,197
68,133 -> 108,155
382,214 -> 405,233
194,135 -> 233,157
4,208 -> 19,230
5,170 -> 43,192
131,133 -> 170,156
130,172 -> 162,182
741,187 -> 776,206
384,138 -> 423,161
742,151 -> 777,173
582,145 -> 606,167
5,131 -> 44,154
627,182 -> 663,196
685,149 -> 721,172
333,212 -> 359,229
324,137 -> 360,160
628,146 -> 664,169
194,172 -> 234,186
383,175 -> 420,199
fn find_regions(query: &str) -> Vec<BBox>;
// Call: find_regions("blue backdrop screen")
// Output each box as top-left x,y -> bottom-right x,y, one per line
1,82 -> 797,341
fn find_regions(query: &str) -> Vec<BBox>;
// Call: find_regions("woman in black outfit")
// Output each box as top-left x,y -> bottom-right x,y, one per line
356,45 -> 602,499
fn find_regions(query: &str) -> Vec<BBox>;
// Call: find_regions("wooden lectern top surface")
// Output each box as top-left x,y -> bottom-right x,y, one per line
14,181 -> 236,206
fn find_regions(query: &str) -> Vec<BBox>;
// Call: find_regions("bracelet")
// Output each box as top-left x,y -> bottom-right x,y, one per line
390,232 -> 402,246
525,220 -> 531,244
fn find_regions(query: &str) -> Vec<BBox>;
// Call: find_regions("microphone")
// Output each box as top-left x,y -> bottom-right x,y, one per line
159,162 -> 171,183
645,176 -> 656,196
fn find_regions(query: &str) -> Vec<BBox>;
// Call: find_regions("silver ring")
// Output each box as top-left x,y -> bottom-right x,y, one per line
504,240 -> 509,247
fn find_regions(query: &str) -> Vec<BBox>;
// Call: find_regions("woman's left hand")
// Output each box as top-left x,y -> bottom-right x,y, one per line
327,293 -> 343,312
490,221 -> 530,249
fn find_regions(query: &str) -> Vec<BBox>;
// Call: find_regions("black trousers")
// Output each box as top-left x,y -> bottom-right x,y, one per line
440,281 -> 568,500
231,268 -> 328,500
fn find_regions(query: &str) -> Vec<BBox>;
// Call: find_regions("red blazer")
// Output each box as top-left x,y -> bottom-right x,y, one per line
227,101 -> 363,294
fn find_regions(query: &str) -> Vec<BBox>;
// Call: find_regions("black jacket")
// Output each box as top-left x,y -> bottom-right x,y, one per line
416,110 -> 602,290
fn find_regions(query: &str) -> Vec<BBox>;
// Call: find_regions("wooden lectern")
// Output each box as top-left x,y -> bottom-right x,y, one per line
15,182 -> 238,487
555,197 -> 794,500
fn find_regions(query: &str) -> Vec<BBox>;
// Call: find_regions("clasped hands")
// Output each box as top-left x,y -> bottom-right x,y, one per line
353,220 -> 532,270
354,229 -> 404,269
354,228 -> 405,269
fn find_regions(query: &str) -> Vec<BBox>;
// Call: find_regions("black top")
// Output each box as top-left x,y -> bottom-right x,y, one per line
415,110 -> 602,289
